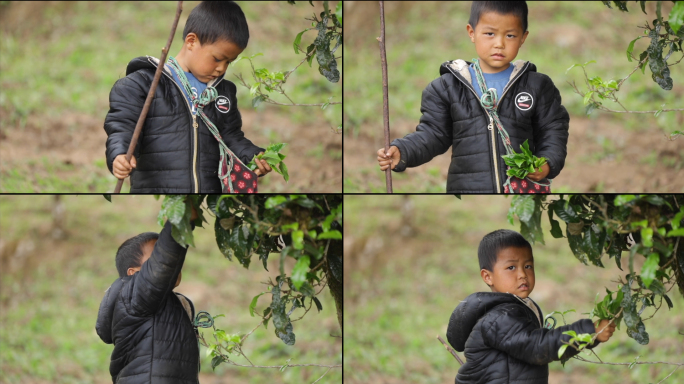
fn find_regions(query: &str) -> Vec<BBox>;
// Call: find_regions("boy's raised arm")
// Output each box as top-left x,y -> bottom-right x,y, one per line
127,220 -> 190,317
531,75 -> 569,180
390,77 -> 453,172
481,305 -> 599,365
104,74 -> 149,174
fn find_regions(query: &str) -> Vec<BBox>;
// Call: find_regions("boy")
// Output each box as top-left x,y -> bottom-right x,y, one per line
105,1 -> 272,193
96,204 -> 201,383
446,229 -> 616,383
377,1 -> 569,193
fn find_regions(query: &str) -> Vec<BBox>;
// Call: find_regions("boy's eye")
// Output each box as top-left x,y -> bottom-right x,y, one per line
508,34 -> 516,38
525,265 -> 533,269
507,266 -> 515,270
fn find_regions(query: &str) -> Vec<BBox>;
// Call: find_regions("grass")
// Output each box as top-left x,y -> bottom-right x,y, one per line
343,1 -> 683,138
0,157 -> 118,193
0,196 -> 341,384
344,195 -> 684,384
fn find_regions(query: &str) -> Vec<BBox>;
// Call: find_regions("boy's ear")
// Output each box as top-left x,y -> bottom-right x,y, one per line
480,268 -> 493,287
520,30 -> 529,45
466,24 -> 476,42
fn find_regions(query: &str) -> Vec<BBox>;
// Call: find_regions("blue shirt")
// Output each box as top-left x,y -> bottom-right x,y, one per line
468,63 -> 515,100
169,67 -> 207,114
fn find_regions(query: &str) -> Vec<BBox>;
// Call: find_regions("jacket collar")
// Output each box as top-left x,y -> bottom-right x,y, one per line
444,59 -> 529,88
125,56 -> 225,88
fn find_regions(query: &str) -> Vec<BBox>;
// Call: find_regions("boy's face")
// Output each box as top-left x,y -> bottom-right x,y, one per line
177,33 -> 244,83
466,11 -> 529,73
127,240 -> 182,288
480,246 -> 535,298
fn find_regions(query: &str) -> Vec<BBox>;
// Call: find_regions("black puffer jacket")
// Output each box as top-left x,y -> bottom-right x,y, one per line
104,56 -> 264,193
96,221 -> 199,384
391,60 -> 569,193
446,292 -> 599,384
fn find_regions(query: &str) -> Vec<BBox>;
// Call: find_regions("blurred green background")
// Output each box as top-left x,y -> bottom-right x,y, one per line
0,1 -> 342,193
343,1 -> 684,193
344,195 -> 684,384
0,195 -> 341,383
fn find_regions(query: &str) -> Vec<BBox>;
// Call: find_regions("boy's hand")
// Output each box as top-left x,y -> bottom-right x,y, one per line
253,152 -> 272,176
377,146 -> 401,171
594,319 -> 617,343
526,162 -> 549,182
113,154 -> 136,180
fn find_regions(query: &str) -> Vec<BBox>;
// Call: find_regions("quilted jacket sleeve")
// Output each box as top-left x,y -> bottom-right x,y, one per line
219,81 -> 265,166
531,74 -> 569,179
390,76 -> 453,172
127,221 -> 190,317
104,72 -> 150,174
481,304 -> 598,365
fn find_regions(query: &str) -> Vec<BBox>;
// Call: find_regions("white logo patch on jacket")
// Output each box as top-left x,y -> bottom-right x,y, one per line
515,92 -> 533,111
215,96 -> 231,114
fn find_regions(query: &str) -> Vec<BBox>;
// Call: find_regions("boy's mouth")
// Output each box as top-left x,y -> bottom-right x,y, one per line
518,283 -> 529,291
491,53 -> 505,60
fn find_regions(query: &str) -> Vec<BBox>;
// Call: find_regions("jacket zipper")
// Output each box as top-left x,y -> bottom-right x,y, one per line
445,62 -> 530,193
147,57 -> 223,193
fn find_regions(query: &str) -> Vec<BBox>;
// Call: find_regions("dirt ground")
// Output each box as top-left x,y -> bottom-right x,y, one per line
0,107 -> 342,192
344,114 -> 684,193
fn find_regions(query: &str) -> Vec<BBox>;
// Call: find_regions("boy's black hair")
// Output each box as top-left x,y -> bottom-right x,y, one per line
469,1 -> 528,34
478,229 -> 532,271
182,1 -> 250,49
115,232 -> 159,278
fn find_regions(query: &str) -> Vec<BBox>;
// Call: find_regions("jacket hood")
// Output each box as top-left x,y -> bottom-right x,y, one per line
95,277 -> 127,344
446,292 -> 526,352
440,59 -> 535,88
125,56 -> 226,88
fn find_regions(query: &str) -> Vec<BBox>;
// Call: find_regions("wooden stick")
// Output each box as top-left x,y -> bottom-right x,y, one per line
437,335 -> 465,366
377,1 -> 393,193
114,1 -> 184,193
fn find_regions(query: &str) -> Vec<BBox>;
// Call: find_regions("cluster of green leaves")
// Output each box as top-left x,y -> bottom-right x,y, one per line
508,194 -> 684,346
558,330 -> 595,362
153,194 -> 341,352
290,1 -> 342,83
247,143 -> 289,182
603,1 -> 684,91
501,140 -> 547,179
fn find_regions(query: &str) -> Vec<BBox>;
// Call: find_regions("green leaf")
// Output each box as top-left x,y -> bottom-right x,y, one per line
512,195 -> 535,223
666,228 -> 684,237
626,37 -> 640,61
103,194 -> 112,202
252,95 -> 265,108
249,292 -> 268,317
335,0 -> 342,24
293,29 -> 307,53
291,230 -> 304,250
663,294 -> 674,309
291,255 -> 310,290
613,195 -> 637,206
558,344 -> 568,359
548,209 -> 564,239
551,200 -> 580,223
211,355 -> 224,371
641,227 -> 653,247
671,207 -> 684,230
265,195 -> 288,209
317,230 -> 342,240
215,218 -> 233,261
583,91 -> 594,105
